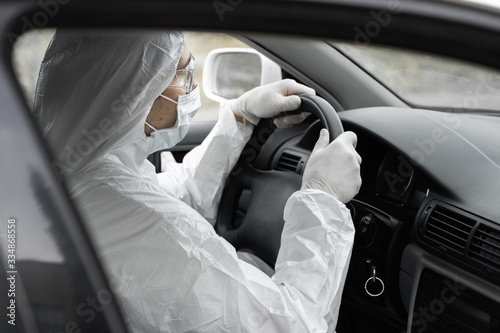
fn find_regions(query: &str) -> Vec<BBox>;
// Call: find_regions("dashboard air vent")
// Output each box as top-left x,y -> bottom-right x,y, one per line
277,151 -> 303,173
424,205 -> 476,254
469,225 -> 500,271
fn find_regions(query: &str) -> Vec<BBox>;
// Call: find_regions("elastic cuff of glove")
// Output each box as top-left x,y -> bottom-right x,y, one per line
234,113 -> 256,126
238,113 -> 260,126
229,100 -> 260,125
285,189 -> 350,225
297,188 -> 346,207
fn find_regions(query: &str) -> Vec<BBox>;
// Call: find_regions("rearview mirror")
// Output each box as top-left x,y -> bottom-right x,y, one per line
202,48 -> 282,102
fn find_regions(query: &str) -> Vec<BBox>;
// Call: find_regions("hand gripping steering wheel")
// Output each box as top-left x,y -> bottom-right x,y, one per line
216,94 -> 344,266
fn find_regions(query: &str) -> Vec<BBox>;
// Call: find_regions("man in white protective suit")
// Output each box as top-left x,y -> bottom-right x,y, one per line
34,30 -> 362,332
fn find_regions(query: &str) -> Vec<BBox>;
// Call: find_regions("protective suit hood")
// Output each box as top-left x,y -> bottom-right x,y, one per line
34,29 -> 184,176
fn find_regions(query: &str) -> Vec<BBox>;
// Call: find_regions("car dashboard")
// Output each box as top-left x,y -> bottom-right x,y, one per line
254,106 -> 500,332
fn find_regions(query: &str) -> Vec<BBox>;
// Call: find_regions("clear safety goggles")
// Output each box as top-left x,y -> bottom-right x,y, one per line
169,54 -> 195,93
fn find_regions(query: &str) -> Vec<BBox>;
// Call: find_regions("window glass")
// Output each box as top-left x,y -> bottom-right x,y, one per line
331,41 -> 500,112
213,52 -> 262,99
184,32 -> 250,121
12,30 -> 250,122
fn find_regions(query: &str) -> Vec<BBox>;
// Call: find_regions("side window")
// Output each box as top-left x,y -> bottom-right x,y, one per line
184,32 -> 250,121
12,29 -> 55,109
12,30 -> 250,123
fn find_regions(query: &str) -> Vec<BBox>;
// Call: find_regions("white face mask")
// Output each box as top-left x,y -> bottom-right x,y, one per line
146,85 -> 201,154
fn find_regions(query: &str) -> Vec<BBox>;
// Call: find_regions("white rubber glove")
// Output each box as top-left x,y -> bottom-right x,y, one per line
230,79 -> 315,128
302,129 -> 362,203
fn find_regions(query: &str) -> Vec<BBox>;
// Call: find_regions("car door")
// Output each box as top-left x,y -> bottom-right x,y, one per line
2,1 -> 500,333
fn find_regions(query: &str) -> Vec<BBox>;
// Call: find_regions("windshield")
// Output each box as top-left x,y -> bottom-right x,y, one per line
331,41 -> 500,113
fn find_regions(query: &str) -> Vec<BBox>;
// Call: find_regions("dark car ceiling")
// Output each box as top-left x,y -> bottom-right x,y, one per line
5,0 -> 500,70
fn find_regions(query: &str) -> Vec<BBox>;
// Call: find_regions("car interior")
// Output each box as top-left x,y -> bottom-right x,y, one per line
1,1 -> 500,333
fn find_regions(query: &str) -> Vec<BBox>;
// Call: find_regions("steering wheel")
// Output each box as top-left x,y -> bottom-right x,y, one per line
216,94 -> 344,266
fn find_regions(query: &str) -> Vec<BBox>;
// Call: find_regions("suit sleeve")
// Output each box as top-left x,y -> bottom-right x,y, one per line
157,102 -> 253,224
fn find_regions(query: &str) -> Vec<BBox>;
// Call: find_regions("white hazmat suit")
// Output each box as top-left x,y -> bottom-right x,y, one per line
34,30 -> 356,332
